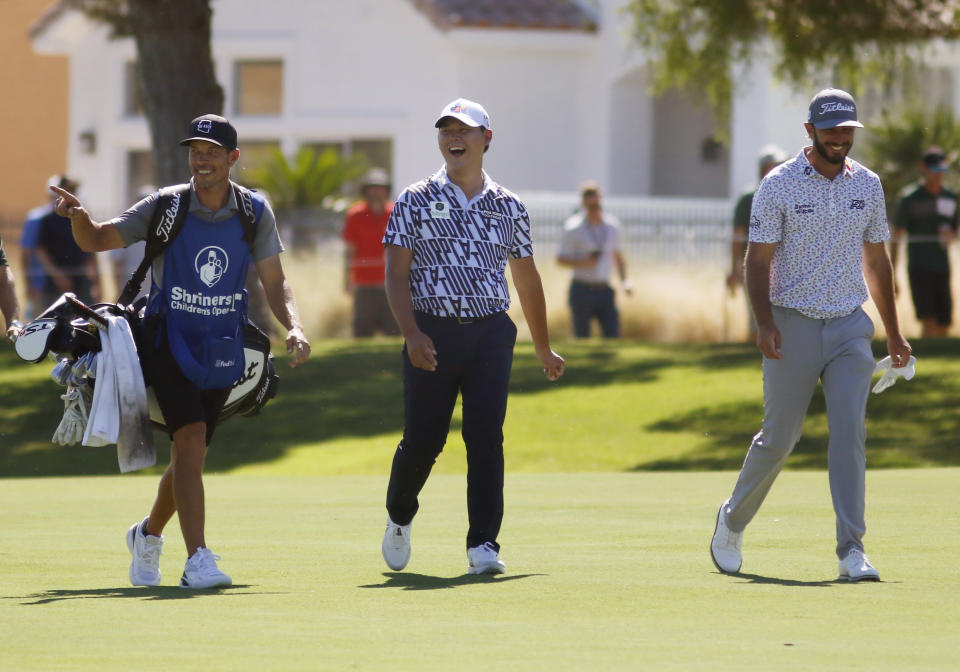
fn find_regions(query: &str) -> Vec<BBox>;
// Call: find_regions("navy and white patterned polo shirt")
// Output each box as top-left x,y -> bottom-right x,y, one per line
750,150 -> 889,319
383,167 -> 533,319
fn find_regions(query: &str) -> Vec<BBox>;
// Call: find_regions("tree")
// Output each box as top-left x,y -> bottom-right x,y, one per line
625,0 -> 960,128
859,104 -> 960,213
66,0 -> 222,186
247,147 -> 369,250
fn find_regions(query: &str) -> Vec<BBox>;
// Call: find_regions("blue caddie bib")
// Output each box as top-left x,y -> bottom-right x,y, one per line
148,206 -> 257,390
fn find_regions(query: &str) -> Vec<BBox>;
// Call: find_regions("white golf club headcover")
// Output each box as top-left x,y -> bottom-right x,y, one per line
871,355 -> 916,394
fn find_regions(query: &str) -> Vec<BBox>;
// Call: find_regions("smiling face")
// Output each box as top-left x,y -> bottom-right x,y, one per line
188,140 -> 239,192
437,118 -> 491,172
807,124 -> 855,166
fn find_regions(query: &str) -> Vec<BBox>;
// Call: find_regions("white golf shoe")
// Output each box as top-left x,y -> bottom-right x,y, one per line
179,547 -> 232,589
382,517 -> 411,571
838,549 -> 880,582
710,500 -> 743,574
467,542 -> 505,575
126,517 -> 163,587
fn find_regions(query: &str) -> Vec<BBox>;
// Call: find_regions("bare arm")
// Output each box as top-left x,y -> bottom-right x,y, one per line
613,250 -> 632,294
863,241 -> 912,367
384,244 -> 436,371
1,266 -> 21,341
343,243 -> 355,294
889,227 -> 906,296
744,241 -> 781,359
556,228 -> 598,269
556,253 -> 599,269
727,226 -> 746,291
254,254 -> 311,367
509,256 -> 564,381
50,185 -> 125,252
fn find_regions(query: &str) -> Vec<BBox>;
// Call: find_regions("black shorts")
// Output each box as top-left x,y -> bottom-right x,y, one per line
908,268 -> 952,326
140,318 -> 231,444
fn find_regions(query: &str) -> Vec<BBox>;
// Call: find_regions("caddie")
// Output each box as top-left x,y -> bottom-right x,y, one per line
51,114 -> 311,589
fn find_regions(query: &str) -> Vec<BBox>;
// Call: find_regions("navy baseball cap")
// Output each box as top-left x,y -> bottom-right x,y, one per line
179,114 -> 238,150
807,88 -> 864,129
923,146 -> 948,173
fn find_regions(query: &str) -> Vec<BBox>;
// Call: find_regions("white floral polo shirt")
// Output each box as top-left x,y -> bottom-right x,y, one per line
749,149 -> 889,319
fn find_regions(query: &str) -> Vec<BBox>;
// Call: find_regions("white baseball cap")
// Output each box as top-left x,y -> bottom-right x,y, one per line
434,98 -> 491,129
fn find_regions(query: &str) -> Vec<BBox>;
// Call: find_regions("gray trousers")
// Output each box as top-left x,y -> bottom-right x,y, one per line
725,306 -> 876,559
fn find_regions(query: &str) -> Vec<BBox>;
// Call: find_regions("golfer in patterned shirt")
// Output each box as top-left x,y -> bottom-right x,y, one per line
711,88 -> 912,581
380,97 -> 564,575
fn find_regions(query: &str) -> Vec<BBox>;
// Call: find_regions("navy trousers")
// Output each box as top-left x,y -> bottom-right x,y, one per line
569,280 -> 619,338
386,311 -> 517,549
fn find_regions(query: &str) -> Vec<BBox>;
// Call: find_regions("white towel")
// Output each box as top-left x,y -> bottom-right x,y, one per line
82,311 -> 154,471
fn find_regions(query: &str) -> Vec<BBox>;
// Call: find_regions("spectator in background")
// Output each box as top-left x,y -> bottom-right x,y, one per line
21,175 -> 75,317
556,182 -> 631,338
728,146 -> 788,342
36,177 -> 98,307
891,146 -> 959,337
342,167 -> 399,337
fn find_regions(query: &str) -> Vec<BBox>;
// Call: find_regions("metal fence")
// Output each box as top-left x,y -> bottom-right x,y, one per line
520,192 -> 735,263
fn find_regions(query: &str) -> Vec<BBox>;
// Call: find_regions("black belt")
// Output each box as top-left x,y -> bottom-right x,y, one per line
415,311 -> 503,325
572,279 -> 611,288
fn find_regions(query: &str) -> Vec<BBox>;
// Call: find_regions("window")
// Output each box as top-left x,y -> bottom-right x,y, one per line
234,60 -> 283,116
124,62 -> 146,117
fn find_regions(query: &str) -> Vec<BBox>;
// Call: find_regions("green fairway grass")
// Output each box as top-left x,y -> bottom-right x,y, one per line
1,470 -> 957,671
2,338 -> 960,477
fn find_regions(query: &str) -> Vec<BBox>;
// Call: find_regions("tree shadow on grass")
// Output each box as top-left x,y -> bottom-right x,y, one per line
11,584 -> 264,605
4,338 -> 958,476
0,341 -> 669,477
358,572 -> 544,591
635,343 -> 960,470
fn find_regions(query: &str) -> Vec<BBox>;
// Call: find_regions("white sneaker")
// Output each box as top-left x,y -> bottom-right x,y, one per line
467,542 -> 506,575
381,517 -> 411,571
838,549 -> 880,582
710,500 -> 743,574
179,547 -> 232,589
126,517 -> 163,587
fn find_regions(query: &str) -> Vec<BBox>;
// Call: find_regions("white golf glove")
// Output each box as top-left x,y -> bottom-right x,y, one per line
871,355 -> 916,394
52,384 -> 92,446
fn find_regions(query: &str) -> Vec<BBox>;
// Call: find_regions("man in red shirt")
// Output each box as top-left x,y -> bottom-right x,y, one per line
342,168 -> 400,336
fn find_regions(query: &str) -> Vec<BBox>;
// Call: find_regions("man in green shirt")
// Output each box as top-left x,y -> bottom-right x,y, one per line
727,146 -> 786,342
892,147 -> 958,337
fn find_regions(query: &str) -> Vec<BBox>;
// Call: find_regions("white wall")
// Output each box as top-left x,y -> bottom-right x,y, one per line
39,0 -> 910,214
729,55 -> 810,197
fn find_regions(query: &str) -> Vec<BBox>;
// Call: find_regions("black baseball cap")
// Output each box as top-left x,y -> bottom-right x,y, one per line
922,146 -> 948,173
179,114 -> 238,150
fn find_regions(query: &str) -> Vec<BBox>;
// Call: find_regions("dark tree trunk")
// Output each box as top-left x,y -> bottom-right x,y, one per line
127,0 -> 223,187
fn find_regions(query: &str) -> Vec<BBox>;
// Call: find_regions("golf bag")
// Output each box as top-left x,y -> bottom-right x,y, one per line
15,293 -> 279,432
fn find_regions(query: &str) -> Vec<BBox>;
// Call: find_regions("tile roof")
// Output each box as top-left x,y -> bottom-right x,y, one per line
29,1 -> 68,39
410,0 -> 599,32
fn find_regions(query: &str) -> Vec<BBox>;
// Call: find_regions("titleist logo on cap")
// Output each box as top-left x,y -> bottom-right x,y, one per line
819,102 -> 855,114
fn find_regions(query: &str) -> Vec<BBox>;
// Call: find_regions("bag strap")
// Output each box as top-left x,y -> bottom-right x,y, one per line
118,184 -> 191,306
118,182 -> 259,306
233,182 -> 259,249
